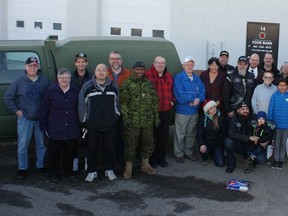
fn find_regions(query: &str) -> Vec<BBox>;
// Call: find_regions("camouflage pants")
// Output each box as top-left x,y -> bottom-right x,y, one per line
124,127 -> 154,162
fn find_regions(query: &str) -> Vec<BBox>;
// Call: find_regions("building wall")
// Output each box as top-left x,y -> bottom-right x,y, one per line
1,0 -> 287,70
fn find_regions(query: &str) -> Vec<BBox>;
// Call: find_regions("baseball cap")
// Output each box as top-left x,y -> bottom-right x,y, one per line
133,61 -> 145,68
238,56 -> 248,64
237,101 -> 248,109
25,57 -> 39,65
183,56 -> 195,64
75,52 -> 88,61
219,51 -> 229,57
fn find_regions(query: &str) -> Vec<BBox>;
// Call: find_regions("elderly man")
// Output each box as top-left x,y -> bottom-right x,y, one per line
223,56 -> 254,118
173,56 -> 205,163
145,56 -> 175,168
4,57 -> 49,178
248,53 -> 264,87
218,50 -> 235,75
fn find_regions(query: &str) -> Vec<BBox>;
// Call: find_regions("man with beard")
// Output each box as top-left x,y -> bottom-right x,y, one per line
224,102 -> 260,173
223,56 -> 254,118
107,51 -> 131,163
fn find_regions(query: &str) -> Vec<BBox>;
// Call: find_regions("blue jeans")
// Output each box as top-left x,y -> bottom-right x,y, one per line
224,137 -> 266,169
200,143 -> 225,167
17,116 -> 46,170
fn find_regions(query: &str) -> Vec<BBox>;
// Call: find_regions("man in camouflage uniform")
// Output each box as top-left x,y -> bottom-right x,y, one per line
120,61 -> 160,179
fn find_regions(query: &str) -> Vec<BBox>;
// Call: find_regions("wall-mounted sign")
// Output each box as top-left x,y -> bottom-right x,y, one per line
246,22 -> 280,67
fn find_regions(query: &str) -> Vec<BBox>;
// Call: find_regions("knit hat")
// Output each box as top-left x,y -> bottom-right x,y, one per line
257,111 -> 267,120
203,99 -> 217,113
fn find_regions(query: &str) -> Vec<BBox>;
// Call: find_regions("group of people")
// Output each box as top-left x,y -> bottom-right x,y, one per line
3,49 -> 288,182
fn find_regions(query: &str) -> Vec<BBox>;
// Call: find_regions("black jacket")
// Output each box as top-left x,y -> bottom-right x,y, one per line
223,68 -> 254,113
196,111 -> 226,147
78,76 -> 120,131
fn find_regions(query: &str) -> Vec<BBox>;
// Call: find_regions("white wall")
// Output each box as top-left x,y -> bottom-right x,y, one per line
6,0 -> 67,40
100,0 -> 171,38
1,0 -> 288,70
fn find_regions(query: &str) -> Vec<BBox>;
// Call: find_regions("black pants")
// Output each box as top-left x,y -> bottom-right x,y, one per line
87,129 -> 116,172
151,110 -> 171,164
47,139 -> 77,176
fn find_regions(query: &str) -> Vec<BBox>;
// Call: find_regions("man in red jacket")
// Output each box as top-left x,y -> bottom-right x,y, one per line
145,56 -> 175,168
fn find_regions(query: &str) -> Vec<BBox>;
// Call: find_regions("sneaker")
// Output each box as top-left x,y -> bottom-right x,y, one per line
17,170 -> 28,179
73,158 -> 79,172
85,172 -> 97,182
277,162 -> 284,170
271,161 -> 279,169
105,170 -> 117,181
202,160 -> 209,166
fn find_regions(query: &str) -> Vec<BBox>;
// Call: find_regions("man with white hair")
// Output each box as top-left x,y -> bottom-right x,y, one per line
173,56 -> 205,163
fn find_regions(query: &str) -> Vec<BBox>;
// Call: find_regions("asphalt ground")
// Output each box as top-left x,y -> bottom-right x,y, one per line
0,130 -> 288,216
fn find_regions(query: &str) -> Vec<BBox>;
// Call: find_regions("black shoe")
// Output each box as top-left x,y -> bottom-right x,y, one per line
37,167 -> 48,174
176,157 -> 184,163
17,170 -> 28,179
158,161 -> 169,168
271,161 -> 279,169
277,162 -> 284,169
225,167 -> 234,173
151,162 -> 158,169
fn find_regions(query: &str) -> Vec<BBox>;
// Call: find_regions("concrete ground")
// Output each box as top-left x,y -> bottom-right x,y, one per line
0,133 -> 287,216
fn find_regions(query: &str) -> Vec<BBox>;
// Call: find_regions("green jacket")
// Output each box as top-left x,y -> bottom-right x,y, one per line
120,73 -> 159,128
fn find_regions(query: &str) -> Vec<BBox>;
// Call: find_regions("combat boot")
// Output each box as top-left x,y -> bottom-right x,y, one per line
244,156 -> 254,173
123,162 -> 133,180
141,158 -> 157,175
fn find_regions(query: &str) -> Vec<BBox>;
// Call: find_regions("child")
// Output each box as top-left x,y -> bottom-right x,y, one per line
244,111 -> 273,173
268,78 -> 288,169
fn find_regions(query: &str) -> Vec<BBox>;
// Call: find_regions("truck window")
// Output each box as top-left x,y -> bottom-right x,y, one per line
0,52 -> 40,84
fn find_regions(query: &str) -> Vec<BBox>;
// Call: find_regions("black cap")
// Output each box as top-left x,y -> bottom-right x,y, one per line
219,51 -> 229,57
75,53 -> 88,61
133,61 -> 145,68
25,57 -> 39,65
238,56 -> 248,64
237,101 -> 248,109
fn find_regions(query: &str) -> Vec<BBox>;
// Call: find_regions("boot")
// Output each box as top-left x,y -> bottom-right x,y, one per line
244,156 -> 254,173
141,158 -> 157,175
123,162 -> 133,180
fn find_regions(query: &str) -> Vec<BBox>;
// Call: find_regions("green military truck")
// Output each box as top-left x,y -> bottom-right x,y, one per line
0,36 -> 182,138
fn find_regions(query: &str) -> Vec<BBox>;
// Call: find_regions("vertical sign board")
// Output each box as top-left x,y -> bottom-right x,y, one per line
246,22 -> 280,68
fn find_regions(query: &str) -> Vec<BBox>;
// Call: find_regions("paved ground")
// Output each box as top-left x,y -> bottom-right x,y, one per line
0,135 -> 287,216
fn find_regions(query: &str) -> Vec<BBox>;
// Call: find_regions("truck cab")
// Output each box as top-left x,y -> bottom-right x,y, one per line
0,36 -> 182,138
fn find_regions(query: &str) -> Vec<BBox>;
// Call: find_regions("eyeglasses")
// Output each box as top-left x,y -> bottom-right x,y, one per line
155,61 -> 166,65
263,76 -> 273,79
58,76 -> 71,80
109,58 -> 122,61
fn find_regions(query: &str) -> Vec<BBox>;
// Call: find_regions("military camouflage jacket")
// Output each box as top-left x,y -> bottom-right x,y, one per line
120,73 -> 159,128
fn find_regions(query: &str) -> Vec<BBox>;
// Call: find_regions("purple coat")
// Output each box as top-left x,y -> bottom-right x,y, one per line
40,83 -> 80,140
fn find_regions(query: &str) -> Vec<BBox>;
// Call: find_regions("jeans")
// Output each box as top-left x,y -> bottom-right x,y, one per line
200,143 -> 225,167
17,116 -> 46,170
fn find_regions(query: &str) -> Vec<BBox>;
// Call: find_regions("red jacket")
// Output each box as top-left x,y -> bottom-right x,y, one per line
107,66 -> 131,88
145,65 -> 175,112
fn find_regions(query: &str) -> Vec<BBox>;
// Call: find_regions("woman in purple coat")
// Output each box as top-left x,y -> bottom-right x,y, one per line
40,68 -> 80,180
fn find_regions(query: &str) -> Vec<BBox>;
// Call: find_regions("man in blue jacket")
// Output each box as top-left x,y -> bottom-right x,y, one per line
173,56 -> 205,163
4,57 -> 49,178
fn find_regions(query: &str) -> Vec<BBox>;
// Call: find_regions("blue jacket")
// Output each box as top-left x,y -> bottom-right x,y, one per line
173,70 -> 205,115
40,83 -> 80,140
4,72 -> 49,120
268,90 -> 288,129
